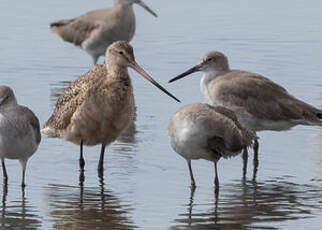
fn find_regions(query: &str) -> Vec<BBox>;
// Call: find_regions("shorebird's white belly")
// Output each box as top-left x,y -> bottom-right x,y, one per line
0,115 -> 37,160
169,121 -> 213,161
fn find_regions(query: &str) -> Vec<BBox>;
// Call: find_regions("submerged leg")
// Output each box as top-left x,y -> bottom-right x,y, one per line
187,160 -> 196,188
79,140 -> 85,171
98,144 -> 106,177
1,158 -> 8,184
242,148 -> 248,179
214,162 -> 219,193
20,160 -> 27,188
252,140 -> 259,181
253,139 -> 259,158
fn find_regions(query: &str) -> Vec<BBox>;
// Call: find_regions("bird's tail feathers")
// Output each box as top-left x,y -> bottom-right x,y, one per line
317,111 -> 322,119
41,127 -> 60,138
50,19 -> 74,33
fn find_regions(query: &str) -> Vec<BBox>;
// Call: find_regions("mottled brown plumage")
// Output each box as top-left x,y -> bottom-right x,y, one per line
42,40 -> 179,177
44,64 -> 134,146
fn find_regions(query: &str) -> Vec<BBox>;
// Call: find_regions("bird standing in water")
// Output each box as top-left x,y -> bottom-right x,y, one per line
0,86 -> 41,187
42,41 -> 179,177
169,51 -> 322,177
168,103 -> 257,190
50,0 -> 157,64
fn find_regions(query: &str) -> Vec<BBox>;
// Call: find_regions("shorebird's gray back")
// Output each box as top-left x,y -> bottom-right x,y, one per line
50,0 -> 157,64
205,70 -> 322,130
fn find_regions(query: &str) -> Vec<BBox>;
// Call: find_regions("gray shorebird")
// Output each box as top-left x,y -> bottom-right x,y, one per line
42,41 -> 180,177
169,51 -> 322,175
50,0 -> 157,64
0,86 -> 41,187
168,103 -> 257,190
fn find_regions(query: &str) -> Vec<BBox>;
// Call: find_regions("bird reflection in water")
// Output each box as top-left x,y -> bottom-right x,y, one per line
44,180 -> 136,230
0,185 -> 41,229
171,177 -> 322,230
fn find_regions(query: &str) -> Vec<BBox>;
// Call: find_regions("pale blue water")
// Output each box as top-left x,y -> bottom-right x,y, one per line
0,0 -> 322,229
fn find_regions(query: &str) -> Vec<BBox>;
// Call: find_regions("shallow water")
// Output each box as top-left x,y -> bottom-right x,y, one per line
0,0 -> 322,229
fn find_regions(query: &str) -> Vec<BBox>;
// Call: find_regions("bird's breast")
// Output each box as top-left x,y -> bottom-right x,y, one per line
66,83 -> 135,145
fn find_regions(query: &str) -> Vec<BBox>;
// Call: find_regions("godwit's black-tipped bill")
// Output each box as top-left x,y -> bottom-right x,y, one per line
129,61 -> 181,102
137,0 -> 158,17
168,64 -> 202,83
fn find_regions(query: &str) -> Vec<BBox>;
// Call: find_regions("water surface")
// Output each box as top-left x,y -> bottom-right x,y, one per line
0,0 -> 322,229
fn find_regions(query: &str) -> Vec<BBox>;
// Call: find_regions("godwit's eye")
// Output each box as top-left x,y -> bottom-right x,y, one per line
206,57 -> 213,62
119,51 -> 124,55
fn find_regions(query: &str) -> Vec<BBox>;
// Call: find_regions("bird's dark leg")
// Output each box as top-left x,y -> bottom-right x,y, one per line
1,158 -> 8,185
242,148 -> 248,179
253,139 -> 259,159
214,162 -> 219,194
98,144 -> 106,177
79,140 -> 85,171
20,160 -> 27,188
188,184 -> 196,226
2,181 -> 8,206
187,160 -> 196,188
252,140 -> 259,182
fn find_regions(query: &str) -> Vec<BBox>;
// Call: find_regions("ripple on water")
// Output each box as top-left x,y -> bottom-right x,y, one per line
170,176 -> 322,230
0,185 -> 42,230
44,183 -> 137,230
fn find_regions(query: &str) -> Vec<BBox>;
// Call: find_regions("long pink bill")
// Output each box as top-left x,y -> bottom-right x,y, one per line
129,61 -> 180,103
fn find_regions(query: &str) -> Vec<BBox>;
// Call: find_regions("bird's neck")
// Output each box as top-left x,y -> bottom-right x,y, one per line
114,0 -> 133,8
106,64 -> 131,82
201,69 -> 228,83
200,69 -> 230,102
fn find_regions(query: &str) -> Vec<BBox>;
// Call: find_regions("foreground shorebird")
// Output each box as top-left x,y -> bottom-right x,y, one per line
0,86 -> 41,187
169,51 -> 322,173
168,103 -> 257,190
42,41 -> 179,177
50,0 -> 157,64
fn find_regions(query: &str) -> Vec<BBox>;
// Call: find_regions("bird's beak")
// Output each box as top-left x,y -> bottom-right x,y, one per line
136,0 -> 158,17
129,61 -> 180,102
168,64 -> 202,83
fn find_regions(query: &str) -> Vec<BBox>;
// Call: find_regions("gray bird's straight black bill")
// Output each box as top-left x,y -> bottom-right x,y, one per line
168,64 -> 202,83
137,0 -> 158,17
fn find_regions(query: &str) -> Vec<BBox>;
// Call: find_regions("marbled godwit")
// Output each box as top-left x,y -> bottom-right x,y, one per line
168,103 -> 257,190
50,0 -> 157,64
42,41 -> 179,177
169,51 -> 322,175
0,86 -> 41,187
